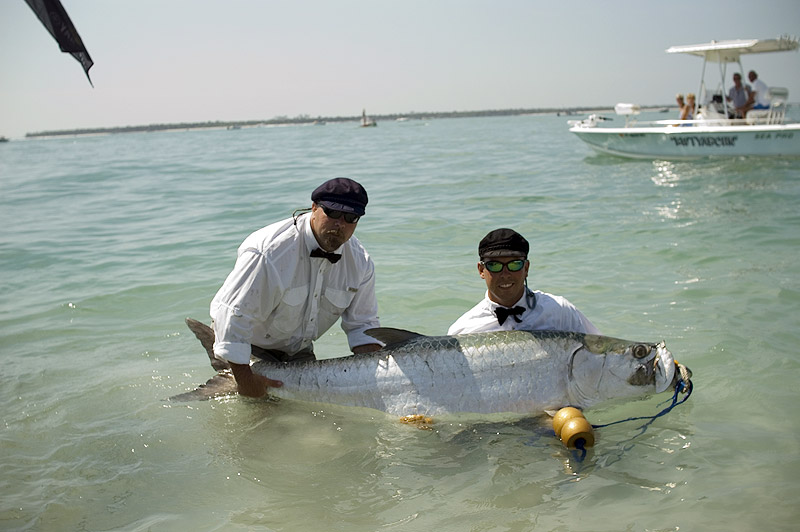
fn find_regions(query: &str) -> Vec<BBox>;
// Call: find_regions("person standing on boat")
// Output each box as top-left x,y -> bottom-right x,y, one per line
673,94 -> 688,126
210,177 -> 382,397
679,93 -> 696,125
447,228 -> 599,335
675,93 -> 686,116
727,73 -> 752,118
743,70 -> 770,115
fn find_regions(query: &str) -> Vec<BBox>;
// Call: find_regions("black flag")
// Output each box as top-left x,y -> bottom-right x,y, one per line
25,0 -> 94,86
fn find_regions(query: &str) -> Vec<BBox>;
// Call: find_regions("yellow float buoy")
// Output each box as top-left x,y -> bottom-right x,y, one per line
552,407 -> 595,449
552,407 -> 582,438
560,416 -> 595,449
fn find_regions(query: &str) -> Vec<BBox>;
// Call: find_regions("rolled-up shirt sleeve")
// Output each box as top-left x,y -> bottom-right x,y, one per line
340,257 -> 381,349
211,248 -> 281,364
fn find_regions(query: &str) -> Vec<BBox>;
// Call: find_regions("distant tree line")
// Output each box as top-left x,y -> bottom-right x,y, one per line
24,106 -> 638,138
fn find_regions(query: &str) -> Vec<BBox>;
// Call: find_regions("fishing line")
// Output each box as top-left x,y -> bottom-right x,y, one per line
591,374 -> 693,431
570,365 -> 693,464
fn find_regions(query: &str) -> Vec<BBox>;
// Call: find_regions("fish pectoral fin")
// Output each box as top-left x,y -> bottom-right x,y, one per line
399,414 -> 434,430
365,327 -> 424,348
168,371 -> 237,402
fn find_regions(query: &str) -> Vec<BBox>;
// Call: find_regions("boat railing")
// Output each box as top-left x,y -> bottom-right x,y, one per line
655,118 -> 750,127
579,114 -> 789,129
569,104 -> 792,129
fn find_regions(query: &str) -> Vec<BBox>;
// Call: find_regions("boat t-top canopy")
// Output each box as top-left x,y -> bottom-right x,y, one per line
666,36 -> 799,63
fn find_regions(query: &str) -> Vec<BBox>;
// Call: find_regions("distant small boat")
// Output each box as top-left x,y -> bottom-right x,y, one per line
361,109 -> 377,127
0,136 -> 8,143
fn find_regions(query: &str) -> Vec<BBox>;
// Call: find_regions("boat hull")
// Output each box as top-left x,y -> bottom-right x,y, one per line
570,123 -> 800,160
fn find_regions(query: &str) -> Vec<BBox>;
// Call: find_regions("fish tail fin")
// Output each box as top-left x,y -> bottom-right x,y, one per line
168,373 -> 237,402
168,318 -> 237,402
185,318 -> 231,373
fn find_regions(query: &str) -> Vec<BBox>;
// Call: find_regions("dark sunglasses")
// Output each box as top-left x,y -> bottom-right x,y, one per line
482,259 -> 526,273
321,205 -> 360,224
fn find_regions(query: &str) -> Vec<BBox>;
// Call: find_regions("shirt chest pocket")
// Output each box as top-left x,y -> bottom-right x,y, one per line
320,287 -> 356,318
269,285 -> 309,335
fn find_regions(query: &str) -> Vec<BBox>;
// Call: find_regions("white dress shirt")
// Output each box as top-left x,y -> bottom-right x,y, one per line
447,289 -> 600,336
211,213 -> 379,364
751,78 -> 770,107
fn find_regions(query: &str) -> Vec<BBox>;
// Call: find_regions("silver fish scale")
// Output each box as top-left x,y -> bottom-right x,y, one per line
250,329 -> 660,417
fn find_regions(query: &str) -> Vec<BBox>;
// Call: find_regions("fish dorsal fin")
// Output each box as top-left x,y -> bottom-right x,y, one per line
366,327 -> 424,348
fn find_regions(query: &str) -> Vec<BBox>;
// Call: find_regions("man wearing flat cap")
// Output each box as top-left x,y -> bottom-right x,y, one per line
210,177 -> 382,397
448,228 -> 599,335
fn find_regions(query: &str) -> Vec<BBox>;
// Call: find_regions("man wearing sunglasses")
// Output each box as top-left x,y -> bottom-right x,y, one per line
448,228 -> 599,336
209,177 -> 382,398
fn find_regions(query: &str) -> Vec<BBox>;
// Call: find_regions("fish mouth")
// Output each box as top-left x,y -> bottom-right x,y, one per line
654,341 -> 676,394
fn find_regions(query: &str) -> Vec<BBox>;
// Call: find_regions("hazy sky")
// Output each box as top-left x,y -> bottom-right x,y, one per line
1,0 -> 799,138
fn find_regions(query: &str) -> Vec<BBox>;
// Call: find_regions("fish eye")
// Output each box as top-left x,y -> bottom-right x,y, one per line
632,344 -> 650,359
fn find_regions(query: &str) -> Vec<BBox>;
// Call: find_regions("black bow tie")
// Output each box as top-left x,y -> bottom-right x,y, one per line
310,248 -> 342,263
495,306 -> 525,325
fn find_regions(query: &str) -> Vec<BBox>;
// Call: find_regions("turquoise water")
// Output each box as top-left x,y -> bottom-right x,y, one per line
1,114 -> 799,531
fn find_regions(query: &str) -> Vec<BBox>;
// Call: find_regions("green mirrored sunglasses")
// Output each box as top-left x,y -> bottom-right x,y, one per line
482,259 -> 526,273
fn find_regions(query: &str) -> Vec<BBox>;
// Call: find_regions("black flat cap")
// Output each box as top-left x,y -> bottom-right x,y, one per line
479,228 -> 529,259
311,177 -> 368,216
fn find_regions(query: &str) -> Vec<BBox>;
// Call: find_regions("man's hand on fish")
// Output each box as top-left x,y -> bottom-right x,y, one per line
229,362 -> 283,398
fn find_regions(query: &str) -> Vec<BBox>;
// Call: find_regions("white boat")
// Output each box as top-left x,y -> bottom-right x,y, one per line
568,36 -> 800,160
360,108 -> 377,127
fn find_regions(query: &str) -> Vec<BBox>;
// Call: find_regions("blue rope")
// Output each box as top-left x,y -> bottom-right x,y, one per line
568,376 -> 693,464
591,377 -> 693,430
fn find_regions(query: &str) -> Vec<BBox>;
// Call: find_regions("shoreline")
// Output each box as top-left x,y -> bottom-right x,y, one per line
22,105 -> 672,139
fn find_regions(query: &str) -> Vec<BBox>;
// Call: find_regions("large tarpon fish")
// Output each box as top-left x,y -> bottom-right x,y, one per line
174,319 -> 682,417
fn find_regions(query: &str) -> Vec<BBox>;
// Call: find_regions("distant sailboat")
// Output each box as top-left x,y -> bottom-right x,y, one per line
361,109 -> 377,127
